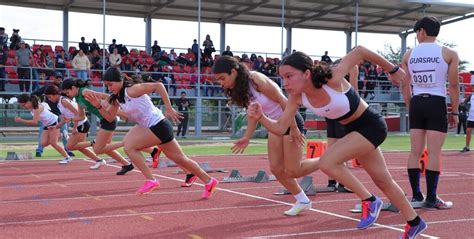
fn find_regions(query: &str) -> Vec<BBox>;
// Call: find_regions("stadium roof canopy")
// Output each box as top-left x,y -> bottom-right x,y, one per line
2,0 -> 474,35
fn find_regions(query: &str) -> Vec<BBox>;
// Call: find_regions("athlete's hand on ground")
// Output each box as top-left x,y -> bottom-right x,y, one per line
231,136 -> 250,154
165,107 -> 183,125
247,102 -> 263,121
289,128 -> 305,146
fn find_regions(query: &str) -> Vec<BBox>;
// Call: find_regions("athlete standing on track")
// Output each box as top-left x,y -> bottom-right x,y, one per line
401,16 -> 459,209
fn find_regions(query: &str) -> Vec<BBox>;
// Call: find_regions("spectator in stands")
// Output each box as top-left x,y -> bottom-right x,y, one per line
184,48 -> 196,66
378,70 -> 390,94
163,66 -> 176,96
121,57 -> 133,74
15,40 -> 32,92
250,53 -> 257,63
72,49 -> 91,80
365,64 -> 377,100
148,64 -> 162,82
169,49 -> 178,63
108,39 -> 117,54
9,29 -> 21,50
89,38 -> 100,53
201,55 -> 214,68
55,49 -> 68,74
0,47 -> 6,91
0,27 -> 8,49
283,48 -> 290,58
79,37 -> 89,54
32,71 -> 73,157
89,48 -> 102,70
253,55 -> 265,72
191,39 -> 199,60
320,50 -> 332,63
222,45 -> 233,57
109,47 -> 121,68
158,51 -> 171,65
32,48 -> 45,91
176,91 -> 190,137
151,40 -> 161,58
202,34 -> 215,59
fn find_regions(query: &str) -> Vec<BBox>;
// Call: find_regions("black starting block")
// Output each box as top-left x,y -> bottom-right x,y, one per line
175,162 -> 227,173
275,176 -> 352,196
158,159 -> 178,168
222,169 -> 276,183
6,152 -> 32,160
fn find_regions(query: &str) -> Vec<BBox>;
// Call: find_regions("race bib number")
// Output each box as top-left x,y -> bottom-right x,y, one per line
412,71 -> 436,87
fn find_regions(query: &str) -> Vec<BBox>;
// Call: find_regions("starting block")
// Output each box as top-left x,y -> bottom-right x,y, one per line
158,159 -> 178,168
176,162 -> 227,174
275,176 -> 318,196
222,170 -> 276,183
6,152 -> 33,160
6,152 -> 19,160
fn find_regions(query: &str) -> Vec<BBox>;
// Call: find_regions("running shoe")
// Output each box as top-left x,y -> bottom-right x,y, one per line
284,201 -> 312,216
116,164 -> 134,175
90,159 -> 107,170
460,147 -> 470,153
357,196 -> 383,229
67,151 -> 75,157
423,197 -> 453,210
136,179 -> 160,195
58,157 -> 72,165
400,218 -> 427,239
151,147 -> 162,168
202,178 -> 219,199
181,173 -> 198,187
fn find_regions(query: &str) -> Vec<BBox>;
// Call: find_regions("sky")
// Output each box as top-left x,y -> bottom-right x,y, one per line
1,5 -> 473,70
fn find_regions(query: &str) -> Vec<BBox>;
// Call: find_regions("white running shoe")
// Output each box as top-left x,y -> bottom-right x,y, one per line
58,157 -> 72,165
90,160 -> 106,170
284,201 -> 312,216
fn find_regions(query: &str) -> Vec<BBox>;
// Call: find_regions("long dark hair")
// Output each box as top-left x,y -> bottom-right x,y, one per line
44,85 -> 62,96
213,56 -> 252,108
280,51 -> 332,88
61,78 -> 90,90
17,94 -> 40,109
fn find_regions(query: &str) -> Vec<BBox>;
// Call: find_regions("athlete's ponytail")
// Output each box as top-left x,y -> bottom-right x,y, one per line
310,65 -> 332,88
61,78 -> 91,90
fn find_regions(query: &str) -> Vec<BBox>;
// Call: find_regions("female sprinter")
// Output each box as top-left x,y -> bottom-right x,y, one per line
61,78 -> 135,175
43,85 -> 105,169
247,48 -> 426,238
15,94 -> 71,163
84,67 -> 218,197
213,56 -> 310,215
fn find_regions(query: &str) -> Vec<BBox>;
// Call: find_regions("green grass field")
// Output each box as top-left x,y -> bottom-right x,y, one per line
0,134 -> 467,160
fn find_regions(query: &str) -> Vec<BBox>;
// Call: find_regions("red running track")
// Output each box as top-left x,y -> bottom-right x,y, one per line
0,151 -> 473,238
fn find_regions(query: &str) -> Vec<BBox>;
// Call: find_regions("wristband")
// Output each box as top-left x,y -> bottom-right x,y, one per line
388,66 -> 399,74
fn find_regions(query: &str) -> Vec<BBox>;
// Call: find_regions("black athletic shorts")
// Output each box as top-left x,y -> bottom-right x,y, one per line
284,112 -> 305,135
149,119 -> 175,144
77,121 -> 90,134
409,94 -> 448,133
326,118 -> 345,139
100,118 -> 117,131
467,120 -> 474,128
343,107 -> 387,148
43,122 -> 58,130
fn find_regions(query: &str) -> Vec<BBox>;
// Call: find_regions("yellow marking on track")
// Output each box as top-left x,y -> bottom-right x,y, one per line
188,234 -> 204,239
141,215 -> 153,220
51,182 -> 67,188
82,193 -> 102,201
125,209 -> 153,220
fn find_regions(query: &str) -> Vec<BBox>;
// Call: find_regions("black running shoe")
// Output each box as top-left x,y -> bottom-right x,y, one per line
337,184 -> 353,193
181,173 -> 197,187
116,164 -> 134,175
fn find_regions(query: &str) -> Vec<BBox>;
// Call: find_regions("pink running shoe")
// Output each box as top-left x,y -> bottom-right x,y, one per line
137,179 -> 160,195
202,178 -> 219,199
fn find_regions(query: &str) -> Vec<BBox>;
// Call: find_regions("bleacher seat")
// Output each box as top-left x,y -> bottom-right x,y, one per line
44,45 -> 53,54
8,49 -> 16,58
68,46 -> 77,55
32,44 -> 41,52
